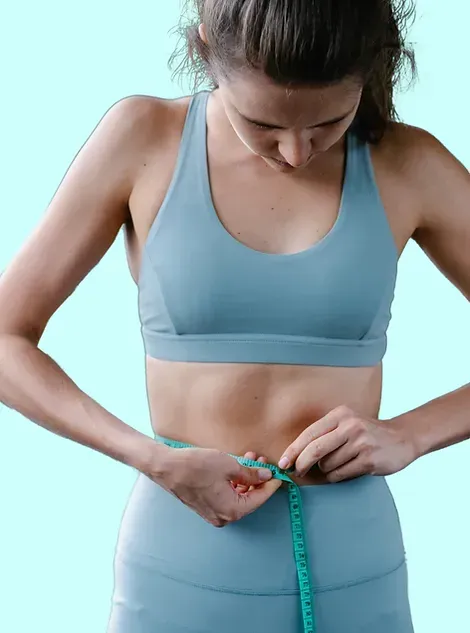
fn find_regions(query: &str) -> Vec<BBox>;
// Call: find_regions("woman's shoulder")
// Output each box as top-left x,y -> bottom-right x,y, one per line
367,120 -> 468,248
105,93 -> 193,141
371,120 -> 467,206
93,93 -> 194,194
375,121 -> 461,180
379,125 -> 469,299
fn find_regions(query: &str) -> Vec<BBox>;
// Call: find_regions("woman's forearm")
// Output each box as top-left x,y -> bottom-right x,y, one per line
392,381 -> 470,458
0,334 -> 170,474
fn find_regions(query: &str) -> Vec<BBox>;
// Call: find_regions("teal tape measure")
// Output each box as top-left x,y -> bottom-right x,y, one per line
155,434 -> 317,633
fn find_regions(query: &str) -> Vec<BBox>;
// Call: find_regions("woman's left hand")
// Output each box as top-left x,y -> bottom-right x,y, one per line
278,406 -> 419,483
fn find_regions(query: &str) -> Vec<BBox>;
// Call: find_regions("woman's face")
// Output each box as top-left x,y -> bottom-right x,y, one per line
217,70 -> 363,173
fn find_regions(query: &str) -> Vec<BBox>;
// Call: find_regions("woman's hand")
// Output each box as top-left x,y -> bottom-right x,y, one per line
231,452 -> 270,494
278,405 -> 419,483
148,446 -> 283,527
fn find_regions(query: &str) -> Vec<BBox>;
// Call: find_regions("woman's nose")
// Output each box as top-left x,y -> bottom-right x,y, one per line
278,133 -> 313,168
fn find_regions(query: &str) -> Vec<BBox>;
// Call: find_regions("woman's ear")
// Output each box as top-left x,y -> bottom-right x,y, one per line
198,23 -> 208,44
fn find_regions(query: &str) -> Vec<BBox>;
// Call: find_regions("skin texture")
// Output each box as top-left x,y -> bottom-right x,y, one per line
0,63 -> 468,509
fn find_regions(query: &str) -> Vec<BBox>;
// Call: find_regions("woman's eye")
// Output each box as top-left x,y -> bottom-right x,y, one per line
248,120 -> 274,130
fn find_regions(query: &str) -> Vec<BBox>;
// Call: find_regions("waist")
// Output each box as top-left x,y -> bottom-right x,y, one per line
146,358 -> 383,486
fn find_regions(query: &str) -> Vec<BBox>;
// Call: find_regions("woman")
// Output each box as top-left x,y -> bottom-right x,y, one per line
0,0 -> 468,631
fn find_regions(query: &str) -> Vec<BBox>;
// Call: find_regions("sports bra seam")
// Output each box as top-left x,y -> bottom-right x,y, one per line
350,139 -> 398,342
363,143 -> 400,260
140,247 -> 178,335
143,332 -> 384,348
361,280 -> 394,342
144,92 -> 203,255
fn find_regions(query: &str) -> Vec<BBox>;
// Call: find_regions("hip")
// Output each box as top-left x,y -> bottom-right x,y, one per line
114,471 -> 407,594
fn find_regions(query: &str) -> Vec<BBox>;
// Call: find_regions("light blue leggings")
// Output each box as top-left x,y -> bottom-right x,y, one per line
107,469 -> 414,632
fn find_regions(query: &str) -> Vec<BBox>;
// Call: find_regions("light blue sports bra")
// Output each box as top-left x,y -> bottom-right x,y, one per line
138,90 -> 398,367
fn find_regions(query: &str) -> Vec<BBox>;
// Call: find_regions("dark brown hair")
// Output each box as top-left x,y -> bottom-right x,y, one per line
170,0 -> 417,143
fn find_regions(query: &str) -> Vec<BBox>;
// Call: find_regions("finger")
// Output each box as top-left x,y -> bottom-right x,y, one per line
232,482 -> 249,493
325,457 -> 367,483
249,457 -> 269,489
295,429 -> 347,477
233,452 -> 269,493
241,478 -> 284,512
245,455 -> 266,491
235,452 -> 257,492
317,443 -> 360,475
231,463 -> 273,486
278,406 -> 350,470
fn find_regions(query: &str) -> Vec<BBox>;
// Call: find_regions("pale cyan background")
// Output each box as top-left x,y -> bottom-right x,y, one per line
0,1 -> 468,631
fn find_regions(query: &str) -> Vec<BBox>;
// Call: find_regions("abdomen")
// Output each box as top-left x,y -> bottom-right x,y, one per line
145,357 -> 383,485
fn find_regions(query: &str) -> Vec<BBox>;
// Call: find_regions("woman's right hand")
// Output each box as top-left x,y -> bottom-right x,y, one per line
148,446 -> 283,527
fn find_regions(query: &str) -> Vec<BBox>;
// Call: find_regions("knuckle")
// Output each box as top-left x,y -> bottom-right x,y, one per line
357,435 -> 371,450
345,416 -> 362,434
336,404 -> 353,417
219,508 -> 240,524
305,427 -> 317,441
356,416 -> 367,429
309,442 -> 322,460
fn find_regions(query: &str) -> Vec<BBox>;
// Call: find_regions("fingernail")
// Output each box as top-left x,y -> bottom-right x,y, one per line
258,469 -> 272,481
279,457 -> 290,469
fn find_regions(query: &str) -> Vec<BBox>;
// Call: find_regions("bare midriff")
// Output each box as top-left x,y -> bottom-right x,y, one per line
145,357 -> 383,486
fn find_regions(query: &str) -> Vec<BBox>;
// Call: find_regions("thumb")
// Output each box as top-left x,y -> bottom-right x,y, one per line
242,478 -> 284,511
232,464 -> 274,486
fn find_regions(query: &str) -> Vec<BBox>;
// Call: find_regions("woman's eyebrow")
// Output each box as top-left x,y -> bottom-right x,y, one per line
239,104 -> 357,129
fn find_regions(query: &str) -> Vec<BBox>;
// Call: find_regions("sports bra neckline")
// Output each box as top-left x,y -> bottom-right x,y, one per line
196,90 -> 354,261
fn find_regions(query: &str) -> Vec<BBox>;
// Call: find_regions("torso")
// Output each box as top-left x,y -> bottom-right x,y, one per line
125,91 -> 421,485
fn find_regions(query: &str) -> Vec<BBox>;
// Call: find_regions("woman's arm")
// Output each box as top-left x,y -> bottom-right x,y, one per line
392,127 -> 470,459
0,96 -> 171,475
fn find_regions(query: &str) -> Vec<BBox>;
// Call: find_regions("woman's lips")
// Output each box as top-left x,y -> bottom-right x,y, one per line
272,157 -> 291,167
271,156 -> 315,168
